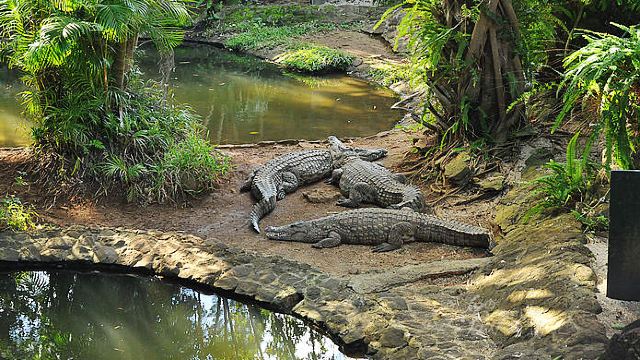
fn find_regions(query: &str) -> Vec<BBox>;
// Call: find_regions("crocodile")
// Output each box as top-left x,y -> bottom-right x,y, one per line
264,208 -> 492,252
241,137 -> 387,233
327,156 -> 426,212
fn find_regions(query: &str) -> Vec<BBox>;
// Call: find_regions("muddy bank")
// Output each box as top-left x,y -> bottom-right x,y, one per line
186,4 -> 412,93
0,130 -> 493,276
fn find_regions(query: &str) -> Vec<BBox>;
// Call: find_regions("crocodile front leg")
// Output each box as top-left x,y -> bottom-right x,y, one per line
311,231 -> 342,248
240,168 -> 258,192
281,171 -> 299,193
325,169 -> 343,185
372,222 -> 415,252
337,182 -> 375,208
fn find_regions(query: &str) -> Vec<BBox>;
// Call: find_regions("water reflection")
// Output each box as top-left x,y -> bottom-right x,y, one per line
0,271 -> 355,360
139,45 -> 399,144
0,66 -> 29,147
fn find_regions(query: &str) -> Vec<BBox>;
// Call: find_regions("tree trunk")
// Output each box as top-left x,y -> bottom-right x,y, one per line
111,39 -> 128,91
422,0 -> 526,143
464,0 -> 526,141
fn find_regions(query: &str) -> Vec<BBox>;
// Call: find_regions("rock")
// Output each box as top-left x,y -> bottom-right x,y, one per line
0,248 -> 19,261
444,152 -> 472,185
525,147 -> 554,167
302,187 -> 341,204
477,174 -> 505,192
605,320 -> 640,359
379,326 -> 407,348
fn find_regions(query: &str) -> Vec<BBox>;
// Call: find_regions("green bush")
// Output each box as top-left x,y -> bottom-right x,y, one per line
86,83 -> 231,203
0,197 -> 36,231
556,23 -> 640,169
1,0 -> 229,203
275,46 -> 354,73
535,132 -> 594,208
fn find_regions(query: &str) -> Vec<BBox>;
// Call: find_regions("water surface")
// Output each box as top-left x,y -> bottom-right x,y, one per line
0,45 -> 399,146
0,270 -> 355,360
0,67 -> 29,147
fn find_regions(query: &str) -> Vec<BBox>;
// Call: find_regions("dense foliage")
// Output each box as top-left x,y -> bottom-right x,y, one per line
275,46 -> 354,73
556,24 -> 640,170
0,0 -> 229,203
385,0 -> 561,143
0,196 -> 36,231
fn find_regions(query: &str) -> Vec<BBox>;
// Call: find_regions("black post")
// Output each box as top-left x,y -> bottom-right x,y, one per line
608,170 -> 640,300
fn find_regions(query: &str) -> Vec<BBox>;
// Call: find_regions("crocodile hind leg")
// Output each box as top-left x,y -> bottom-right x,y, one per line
281,171 -> 299,193
393,173 -> 408,184
372,222 -> 415,252
311,231 -> 342,248
337,182 -> 375,208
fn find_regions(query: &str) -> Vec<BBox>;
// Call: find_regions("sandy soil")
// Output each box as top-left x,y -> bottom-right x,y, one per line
301,30 -> 402,61
0,130 -> 497,276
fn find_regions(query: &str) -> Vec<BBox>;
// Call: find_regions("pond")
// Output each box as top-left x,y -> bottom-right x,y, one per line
0,270 -> 358,360
0,45 -> 400,147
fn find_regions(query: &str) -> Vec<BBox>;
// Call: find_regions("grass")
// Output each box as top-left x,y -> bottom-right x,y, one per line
0,197 -> 37,231
224,24 -> 315,51
367,61 -> 414,86
275,46 -> 354,73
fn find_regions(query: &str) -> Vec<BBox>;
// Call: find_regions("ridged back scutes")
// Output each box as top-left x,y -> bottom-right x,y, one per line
252,150 -> 331,198
321,208 -> 489,237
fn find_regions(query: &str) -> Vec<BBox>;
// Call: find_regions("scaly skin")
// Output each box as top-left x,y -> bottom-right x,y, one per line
329,157 -> 426,212
241,137 -> 387,233
264,208 -> 492,252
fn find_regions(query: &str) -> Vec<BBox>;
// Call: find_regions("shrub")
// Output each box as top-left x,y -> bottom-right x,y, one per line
1,0 -> 230,203
556,23 -> 640,169
275,46 -> 354,73
535,133 -> 594,208
0,197 -> 36,231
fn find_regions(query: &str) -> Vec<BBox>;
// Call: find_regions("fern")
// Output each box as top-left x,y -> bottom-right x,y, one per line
557,23 -> 640,169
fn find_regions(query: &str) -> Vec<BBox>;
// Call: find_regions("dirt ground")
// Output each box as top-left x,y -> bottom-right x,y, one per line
0,130 -> 499,276
301,30 -> 403,61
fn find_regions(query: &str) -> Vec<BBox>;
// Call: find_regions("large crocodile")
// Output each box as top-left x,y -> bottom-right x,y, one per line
264,208 -> 492,252
328,155 -> 426,212
241,137 -> 387,233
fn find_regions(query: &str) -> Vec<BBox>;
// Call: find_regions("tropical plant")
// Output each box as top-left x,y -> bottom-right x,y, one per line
535,132 -> 594,208
382,0 -> 576,147
0,0 -> 229,203
556,23 -> 640,169
383,1 -> 519,144
0,196 -> 37,231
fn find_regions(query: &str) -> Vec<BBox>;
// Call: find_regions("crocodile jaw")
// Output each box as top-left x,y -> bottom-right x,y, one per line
265,223 -> 313,242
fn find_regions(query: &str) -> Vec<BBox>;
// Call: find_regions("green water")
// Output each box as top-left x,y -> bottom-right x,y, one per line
0,270 -> 356,360
0,45 -> 399,147
0,67 -> 29,147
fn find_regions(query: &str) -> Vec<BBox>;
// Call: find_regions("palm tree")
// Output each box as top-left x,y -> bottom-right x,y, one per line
0,0 -> 191,115
0,0 -> 227,203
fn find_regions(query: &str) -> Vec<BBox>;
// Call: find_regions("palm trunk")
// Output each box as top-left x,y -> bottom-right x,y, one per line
112,39 -> 128,91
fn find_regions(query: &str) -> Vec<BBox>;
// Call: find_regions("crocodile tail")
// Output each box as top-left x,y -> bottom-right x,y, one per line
250,196 -> 276,233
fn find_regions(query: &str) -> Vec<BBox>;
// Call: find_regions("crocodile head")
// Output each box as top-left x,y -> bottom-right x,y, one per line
327,136 -> 387,163
264,221 -> 324,243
